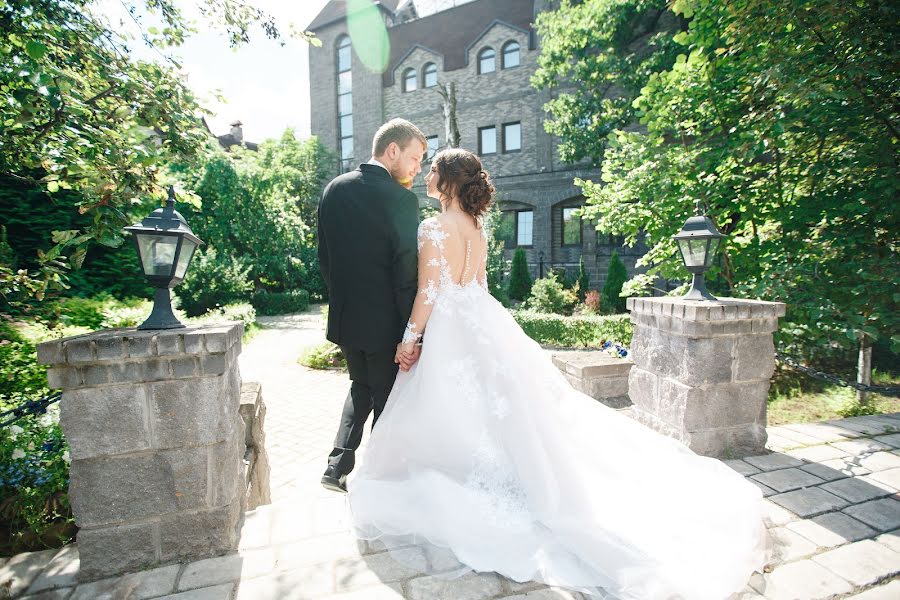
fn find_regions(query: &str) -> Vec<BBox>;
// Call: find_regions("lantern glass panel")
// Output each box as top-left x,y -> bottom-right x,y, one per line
705,238 -> 721,267
174,238 -> 197,280
137,234 -> 178,277
678,238 -> 709,268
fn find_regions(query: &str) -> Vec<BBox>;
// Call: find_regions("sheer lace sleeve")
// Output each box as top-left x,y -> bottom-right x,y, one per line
402,219 -> 446,344
476,227 -> 488,290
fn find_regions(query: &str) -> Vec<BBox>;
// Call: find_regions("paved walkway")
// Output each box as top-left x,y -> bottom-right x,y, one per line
2,308 -> 899,600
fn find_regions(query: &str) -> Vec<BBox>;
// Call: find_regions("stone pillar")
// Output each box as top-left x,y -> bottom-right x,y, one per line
36,323 -> 246,581
626,297 -> 786,458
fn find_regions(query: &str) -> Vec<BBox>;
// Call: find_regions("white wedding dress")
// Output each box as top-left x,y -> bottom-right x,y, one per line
348,217 -> 768,600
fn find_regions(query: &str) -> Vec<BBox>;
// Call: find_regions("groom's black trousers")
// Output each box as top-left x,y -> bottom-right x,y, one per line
328,345 -> 399,475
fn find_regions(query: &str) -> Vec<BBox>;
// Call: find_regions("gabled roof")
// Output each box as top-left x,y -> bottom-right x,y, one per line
383,0 -> 535,85
307,0 -> 402,32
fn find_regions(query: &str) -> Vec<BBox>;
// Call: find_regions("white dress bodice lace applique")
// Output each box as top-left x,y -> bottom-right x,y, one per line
402,218 -> 488,344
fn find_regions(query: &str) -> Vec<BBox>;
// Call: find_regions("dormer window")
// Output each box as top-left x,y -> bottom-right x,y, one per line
502,41 -> 520,69
402,67 -> 417,92
478,47 -> 496,74
423,63 -> 437,88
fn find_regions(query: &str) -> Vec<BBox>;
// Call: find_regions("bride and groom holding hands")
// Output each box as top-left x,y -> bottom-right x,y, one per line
315,118 -> 768,599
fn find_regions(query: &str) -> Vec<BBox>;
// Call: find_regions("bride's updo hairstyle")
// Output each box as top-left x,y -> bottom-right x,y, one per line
434,148 -> 495,219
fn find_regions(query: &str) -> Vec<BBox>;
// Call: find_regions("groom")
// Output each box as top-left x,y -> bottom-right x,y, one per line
317,118 -> 427,493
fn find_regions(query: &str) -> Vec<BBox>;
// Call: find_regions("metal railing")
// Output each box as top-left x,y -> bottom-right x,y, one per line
775,352 -> 900,397
0,392 -> 62,428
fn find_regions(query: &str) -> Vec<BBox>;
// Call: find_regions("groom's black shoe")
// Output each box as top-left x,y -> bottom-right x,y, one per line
321,465 -> 347,493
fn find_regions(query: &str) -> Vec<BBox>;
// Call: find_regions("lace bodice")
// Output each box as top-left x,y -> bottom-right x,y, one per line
402,217 -> 488,344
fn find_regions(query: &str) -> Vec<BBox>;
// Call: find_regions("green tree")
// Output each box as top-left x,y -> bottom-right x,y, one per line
602,252 -> 628,314
180,132 -> 330,302
576,256 -> 590,301
0,0 -> 317,306
532,0 -> 681,164
483,198 -> 510,304
507,248 -> 533,301
536,0 -> 900,388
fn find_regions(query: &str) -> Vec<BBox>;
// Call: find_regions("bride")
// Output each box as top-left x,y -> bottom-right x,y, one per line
347,148 -> 768,600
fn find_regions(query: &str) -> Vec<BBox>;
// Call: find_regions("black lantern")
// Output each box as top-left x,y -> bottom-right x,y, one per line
672,203 -> 725,301
124,186 -> 203,329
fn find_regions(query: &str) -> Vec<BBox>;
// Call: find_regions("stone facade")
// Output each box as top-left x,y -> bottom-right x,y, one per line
36,323 -> 250,581
307,0 -> 647,291
625,297 -> 787,458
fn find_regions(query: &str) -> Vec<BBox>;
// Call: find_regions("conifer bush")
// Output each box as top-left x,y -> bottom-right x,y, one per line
507,248 -> 532,301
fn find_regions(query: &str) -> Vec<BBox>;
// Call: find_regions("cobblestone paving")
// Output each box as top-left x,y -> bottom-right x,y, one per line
2,308 -> 898,599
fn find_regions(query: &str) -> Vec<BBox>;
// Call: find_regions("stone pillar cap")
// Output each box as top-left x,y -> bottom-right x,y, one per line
36,321 -> 244,367
626,296 -> 786,321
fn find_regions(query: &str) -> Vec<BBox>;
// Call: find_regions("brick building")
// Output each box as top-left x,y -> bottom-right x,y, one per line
307,0 -> 646,289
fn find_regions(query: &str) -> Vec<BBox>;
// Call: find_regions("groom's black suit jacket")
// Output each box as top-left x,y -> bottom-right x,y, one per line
317,163 -> 420,352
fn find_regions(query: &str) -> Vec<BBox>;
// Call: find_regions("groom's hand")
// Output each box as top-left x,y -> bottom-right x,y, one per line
395,342 -> 420,371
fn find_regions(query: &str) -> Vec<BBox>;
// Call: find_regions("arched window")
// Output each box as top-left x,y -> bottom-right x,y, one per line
423,63 -> 437,88
478,47 -> 495,74
402,67 -> 417,92
336,36 -> 353,172
502,41 -> 520,69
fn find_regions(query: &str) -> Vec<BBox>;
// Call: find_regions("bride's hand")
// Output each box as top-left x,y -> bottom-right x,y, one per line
395,342 -> 420,371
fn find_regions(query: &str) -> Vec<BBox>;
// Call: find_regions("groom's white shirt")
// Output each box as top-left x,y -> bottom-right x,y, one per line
368,157 -> 389,173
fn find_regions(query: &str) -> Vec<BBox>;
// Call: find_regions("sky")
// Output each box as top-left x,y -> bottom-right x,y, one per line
93,0 -> 477,144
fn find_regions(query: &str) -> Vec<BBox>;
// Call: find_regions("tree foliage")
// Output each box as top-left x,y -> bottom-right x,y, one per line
533,0 -> 681,164
536,0 -> 900,362
0,0 -> 317,307
179,132 -> 331,303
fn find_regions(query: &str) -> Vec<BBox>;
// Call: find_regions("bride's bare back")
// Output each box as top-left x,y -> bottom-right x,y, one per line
401,212 -> 488,344
433,212 -> 488,288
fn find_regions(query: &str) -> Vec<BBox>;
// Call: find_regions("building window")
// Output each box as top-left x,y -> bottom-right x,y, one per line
597,230 -> 625,247
478,126 -> 497,155
426,135 -> 439,160
423,63 -> 437,88
337,36 -> 351,72
402,67 -> 417,92
517,210 -> 534,246
503,122 -> 521,153
502,41 -> 520,69
562,207 -> 582,246
336,36 -> 353,172
478,47 -> 495,74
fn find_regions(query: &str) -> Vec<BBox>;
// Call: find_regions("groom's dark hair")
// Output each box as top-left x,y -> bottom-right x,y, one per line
372,119 -> 427,157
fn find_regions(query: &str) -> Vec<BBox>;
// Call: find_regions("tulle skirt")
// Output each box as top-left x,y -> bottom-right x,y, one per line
348,285 -> 767,600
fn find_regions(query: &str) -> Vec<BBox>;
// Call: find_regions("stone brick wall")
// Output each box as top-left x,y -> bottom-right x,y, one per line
36,324 -> 249,581
626,297 -> 786,458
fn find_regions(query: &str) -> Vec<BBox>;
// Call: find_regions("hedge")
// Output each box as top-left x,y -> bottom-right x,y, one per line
512,310 -> 632,348
251,289 -> 310,316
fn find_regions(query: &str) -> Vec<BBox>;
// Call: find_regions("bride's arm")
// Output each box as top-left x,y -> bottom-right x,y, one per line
399,220 -> 444,352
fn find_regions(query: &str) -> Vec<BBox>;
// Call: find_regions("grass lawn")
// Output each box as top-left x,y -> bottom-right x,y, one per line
767,369 -> 900,426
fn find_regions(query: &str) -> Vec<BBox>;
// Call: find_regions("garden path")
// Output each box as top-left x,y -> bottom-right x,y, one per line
2,307 -> 899,599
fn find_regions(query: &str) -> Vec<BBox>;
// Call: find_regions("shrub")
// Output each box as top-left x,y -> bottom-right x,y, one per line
576,256 -> 590,301
584,290 -> 602,314
0,322 -> 74,554
176,247 -> 253,317
602,251 -> 628,314
189,302 -> 257,329
512,310 -> 633,348
101,300 -> 153,329
299,342 -> 346,369
507,248 -> 532,301
527,273 -> 578,315
251,289 -> 310,316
